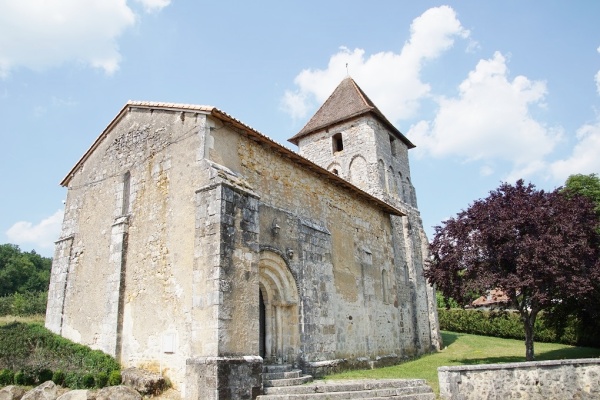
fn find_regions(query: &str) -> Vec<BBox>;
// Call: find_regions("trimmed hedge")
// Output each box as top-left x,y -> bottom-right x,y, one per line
438,308 -> 600,347
0,322 -> 120,388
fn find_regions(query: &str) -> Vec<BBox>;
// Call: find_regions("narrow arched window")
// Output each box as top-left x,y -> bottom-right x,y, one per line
121,171 -> 131,215
382,269 -> 389,303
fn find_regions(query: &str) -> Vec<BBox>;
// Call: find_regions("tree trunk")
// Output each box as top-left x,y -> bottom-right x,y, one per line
524,319 -> 535,361
522,310 -> 538,361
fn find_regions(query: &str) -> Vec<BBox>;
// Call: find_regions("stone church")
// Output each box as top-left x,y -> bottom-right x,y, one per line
46,77 -> 440,399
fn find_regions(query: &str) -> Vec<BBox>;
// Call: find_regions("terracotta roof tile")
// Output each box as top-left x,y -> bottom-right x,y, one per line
288,77 -> 414,148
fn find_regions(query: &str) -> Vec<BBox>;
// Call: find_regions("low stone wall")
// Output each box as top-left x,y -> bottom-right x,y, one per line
438,358 -> 600,399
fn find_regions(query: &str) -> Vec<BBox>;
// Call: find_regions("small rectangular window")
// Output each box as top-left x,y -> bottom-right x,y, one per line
390,136 -> 397,157
332,132 -> 343,153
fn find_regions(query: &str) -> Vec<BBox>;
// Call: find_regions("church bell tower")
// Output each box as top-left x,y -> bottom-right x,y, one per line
288,76 -> 442,353
288,76 -> 418,211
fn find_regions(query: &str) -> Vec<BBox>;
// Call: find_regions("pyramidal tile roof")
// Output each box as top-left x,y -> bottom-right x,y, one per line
288,77 -> 414,148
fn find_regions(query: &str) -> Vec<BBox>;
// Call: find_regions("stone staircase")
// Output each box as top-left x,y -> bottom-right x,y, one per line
258,374 -> 436,399
262,364 -> 314,388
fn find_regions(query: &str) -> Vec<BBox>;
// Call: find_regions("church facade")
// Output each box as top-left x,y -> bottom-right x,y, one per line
46,77 -> 440,399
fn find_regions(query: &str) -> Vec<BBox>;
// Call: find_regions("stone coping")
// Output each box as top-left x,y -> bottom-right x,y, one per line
438,357 -> 600,372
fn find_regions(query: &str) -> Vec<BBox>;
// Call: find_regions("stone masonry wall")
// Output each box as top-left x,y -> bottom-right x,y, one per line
296,116 -> 414,205
207,119 -> 434,366
186,356 -> 262,400
193,180 -> 260,357
438,359 -> 600,399
48,108 -> 213,395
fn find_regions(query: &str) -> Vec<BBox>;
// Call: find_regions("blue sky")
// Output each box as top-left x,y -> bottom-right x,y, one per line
1,1 -> 599,257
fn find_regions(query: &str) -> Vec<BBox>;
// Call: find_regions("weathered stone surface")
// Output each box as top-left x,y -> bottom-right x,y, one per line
438,358 -> 600,399
21,381 -> 58,400
186,356 -> 262,400
95,386 -> 141,400
0,385 -> 27,400
55,390 -> 94,400
121,367 -> 167,396
150,388 -> 181,400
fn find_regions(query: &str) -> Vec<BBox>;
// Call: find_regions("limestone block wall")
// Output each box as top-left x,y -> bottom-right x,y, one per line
185,356 -> 262,400
207,121 -> 438,366
296,116 -> 415,206
296,117 -> 379,193
193,180 -> 260,357
47,107 -> 212,393
45,236 -> 73,333
438,359 -> 600,399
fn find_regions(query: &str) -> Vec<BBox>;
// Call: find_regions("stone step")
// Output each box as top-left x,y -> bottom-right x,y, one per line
263,364 -> 294,373
263,374 -> 314,387
360,395 -> 435,400
263,379 -> 429,395
264,369 -> 303,380
257,386 -> 434,399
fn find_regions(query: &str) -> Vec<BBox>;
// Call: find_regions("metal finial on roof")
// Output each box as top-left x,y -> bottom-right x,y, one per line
346,63 -> 349,76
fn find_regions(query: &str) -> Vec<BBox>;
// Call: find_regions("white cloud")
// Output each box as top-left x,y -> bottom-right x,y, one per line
549,119 -> 600,181
281,90 -> 310,120
479,165 -> 494,177
409,51 -> 562,180
281,5 -> 469,121
596,46 -> 600,95
134,0 -> 171,13
51,96 -> 78,107
6,209 -> 64,253
0,0 -> 170,77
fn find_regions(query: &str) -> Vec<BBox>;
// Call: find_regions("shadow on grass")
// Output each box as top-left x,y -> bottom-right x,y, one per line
536,346 -> 600,361
451,356 -> 524,365
441,331 -> 462,348
451,346 -> 600,366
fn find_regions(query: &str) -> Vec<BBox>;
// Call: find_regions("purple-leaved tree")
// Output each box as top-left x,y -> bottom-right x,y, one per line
425,180 -> 600,361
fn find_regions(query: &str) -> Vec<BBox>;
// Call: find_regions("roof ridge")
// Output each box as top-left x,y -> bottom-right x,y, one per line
127,100 -> 215,112
349,77 -> 375,110
60,99 -> 405,218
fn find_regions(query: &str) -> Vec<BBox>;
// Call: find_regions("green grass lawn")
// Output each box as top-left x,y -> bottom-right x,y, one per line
325,331 -> 600,395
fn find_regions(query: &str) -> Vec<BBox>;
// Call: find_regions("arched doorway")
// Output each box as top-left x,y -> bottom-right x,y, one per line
259,289 -> 266,358
259,251 -> 300,364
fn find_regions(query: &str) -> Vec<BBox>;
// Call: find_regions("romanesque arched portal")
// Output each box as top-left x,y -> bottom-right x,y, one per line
259,251 -> 300,364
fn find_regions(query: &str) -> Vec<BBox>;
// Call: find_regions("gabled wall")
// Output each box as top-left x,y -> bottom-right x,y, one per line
47,108 -> 213,393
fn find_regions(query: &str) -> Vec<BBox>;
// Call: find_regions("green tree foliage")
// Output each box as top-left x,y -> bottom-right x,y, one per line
0,292 -> 48,316
563,173 -> 600,213
425,180 -> 600,361
0,244 -> 51,297
551,173 -> 600,341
